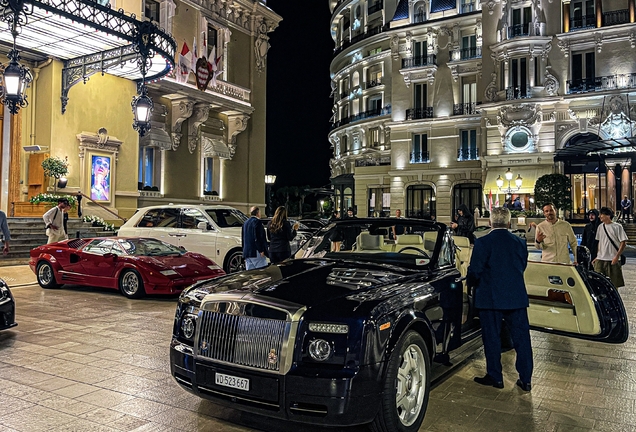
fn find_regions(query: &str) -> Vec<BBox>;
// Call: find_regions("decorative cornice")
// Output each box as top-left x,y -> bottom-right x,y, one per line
183,0 -> 281,35
76,128 -> 123,160
400,66 -> 437,87
188,103 -> 211,154
227,113 -> 250,158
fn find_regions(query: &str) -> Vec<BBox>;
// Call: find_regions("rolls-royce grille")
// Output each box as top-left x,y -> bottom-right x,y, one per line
197,310 -> 287,371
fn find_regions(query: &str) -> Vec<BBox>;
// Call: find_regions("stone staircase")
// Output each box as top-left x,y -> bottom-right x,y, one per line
0,217 -> 115,266
623,222 -> 636,246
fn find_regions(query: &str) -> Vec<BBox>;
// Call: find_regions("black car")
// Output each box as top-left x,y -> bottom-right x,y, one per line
170,218 -> 628,431
0,278 -> 17,331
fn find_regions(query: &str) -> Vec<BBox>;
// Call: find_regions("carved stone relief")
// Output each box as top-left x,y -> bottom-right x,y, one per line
557,39 -> 570,58
188,103 -> 211,154
227,114 -> 250,158
484,73 -> 498,102
391,35 -> 400,60
171,99 -> 194,151
255,22 -> 270,73
544,66 -> 560,96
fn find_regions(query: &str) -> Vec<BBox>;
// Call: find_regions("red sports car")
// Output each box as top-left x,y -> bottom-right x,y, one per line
29,237 -> 225,298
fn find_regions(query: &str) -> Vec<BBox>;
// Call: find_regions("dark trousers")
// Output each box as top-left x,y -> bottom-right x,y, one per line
269,250 -> 291,264
479,308 -> 533,383
622,209 -> 631,222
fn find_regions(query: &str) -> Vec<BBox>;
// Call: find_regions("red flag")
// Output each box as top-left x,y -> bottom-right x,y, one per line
177,42 -> 191,83
488,189 -> 493,212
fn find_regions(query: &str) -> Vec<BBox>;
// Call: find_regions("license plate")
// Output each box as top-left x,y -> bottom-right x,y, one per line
215,372 -> 250,391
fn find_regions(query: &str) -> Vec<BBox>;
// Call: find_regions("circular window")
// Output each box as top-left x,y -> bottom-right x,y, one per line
510,131 -> 528,148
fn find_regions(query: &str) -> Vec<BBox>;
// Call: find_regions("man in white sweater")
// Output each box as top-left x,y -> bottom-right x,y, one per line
43,198 -> 70,244
535,202 -> 578,264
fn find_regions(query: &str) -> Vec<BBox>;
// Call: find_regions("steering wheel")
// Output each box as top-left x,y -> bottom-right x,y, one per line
397,246 -> 430,259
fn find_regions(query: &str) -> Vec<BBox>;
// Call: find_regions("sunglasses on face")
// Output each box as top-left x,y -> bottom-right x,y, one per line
94,159 -> 109,168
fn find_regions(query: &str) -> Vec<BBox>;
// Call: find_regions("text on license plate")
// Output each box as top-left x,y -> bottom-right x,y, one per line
215,372 -> 250,391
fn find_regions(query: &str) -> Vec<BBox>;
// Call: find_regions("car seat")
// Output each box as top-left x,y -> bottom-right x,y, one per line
355,232 -> 384,252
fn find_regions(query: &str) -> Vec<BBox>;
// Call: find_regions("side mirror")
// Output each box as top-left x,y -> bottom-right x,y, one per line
197,221 -> 208,230
103,253 -> 117,260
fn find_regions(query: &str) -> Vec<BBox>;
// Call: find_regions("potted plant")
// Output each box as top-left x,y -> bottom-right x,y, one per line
41,156 -> 69,192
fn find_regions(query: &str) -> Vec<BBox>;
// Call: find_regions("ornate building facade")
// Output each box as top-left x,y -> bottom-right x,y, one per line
0,0 -> 280,220
328,0 -> 636,222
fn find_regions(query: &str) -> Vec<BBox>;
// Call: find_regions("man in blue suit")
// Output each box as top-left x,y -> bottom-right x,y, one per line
467,207 -> 533,391
242,206 -> 268,270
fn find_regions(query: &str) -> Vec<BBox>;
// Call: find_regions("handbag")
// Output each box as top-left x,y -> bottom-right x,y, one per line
602,224 -> 627,266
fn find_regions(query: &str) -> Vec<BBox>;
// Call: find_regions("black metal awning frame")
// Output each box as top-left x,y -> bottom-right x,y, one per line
555,137 -> 636,160
5,0 -> 176,113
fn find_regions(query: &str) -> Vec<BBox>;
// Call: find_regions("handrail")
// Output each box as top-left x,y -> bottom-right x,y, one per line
77,192 -> 127,222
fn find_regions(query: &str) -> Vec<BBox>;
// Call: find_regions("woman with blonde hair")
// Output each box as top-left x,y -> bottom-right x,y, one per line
267,206 -> 299,263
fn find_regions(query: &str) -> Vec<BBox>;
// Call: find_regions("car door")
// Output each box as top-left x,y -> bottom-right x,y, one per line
134,207 -> 181,246
525,261 -> 628,343
177,207 -> 217,260
79,239 -> 119,279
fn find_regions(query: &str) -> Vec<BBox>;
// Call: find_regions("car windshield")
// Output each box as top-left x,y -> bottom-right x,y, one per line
206,208 -> 248,228
119,238 -> 185,256
297,219 -> 448,269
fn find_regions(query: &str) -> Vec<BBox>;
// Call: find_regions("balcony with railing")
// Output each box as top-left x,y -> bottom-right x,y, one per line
457,147 -> 479,161
507,23 -> 530,39
460,1 -> 475,13
334,24 -> 387,55
449,46 -> 481,61
569,15 -> 596,31
413,11 -> 426,23
410,151 -> 430,164
368,1 -> 383,15
401,54 -> 437,69
365,78 -> 383,89
505,86 -> 532,100
603,9 -> 629,26
567,74 -> 636,94
355,156 -> 391,167
331,106 -> 392,130
453,103 -> 479,116
406,107 -> 434,120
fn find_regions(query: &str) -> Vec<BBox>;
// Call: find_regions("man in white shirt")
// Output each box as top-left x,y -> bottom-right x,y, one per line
535,203 -> 578,264
594,207 -> 628,288
43,198 -> 70,244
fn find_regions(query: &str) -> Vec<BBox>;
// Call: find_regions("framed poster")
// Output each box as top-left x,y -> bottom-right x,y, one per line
90,154 -> 112,202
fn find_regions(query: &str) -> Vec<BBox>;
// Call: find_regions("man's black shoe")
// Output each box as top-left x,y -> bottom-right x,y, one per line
516,379 -> 531,392
473,375 -> 504,389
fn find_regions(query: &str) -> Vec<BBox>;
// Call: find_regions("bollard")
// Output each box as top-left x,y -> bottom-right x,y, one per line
76,231 -> 81,239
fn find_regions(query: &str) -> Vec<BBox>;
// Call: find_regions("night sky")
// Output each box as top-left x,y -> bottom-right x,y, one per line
265,1 -> 333,189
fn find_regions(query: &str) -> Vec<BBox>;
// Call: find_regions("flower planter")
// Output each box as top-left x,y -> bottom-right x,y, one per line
12,202 -> 78,218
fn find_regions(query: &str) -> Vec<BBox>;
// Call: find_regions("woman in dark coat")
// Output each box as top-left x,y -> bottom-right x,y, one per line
451,204 -> 476,243
267,206 -> 298,264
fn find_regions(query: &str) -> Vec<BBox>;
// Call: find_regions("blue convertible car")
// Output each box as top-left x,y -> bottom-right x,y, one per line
170,218 -> 628,431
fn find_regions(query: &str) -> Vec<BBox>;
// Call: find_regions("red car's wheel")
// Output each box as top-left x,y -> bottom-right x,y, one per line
119,269 -> 145,299
36,261 -> 61,289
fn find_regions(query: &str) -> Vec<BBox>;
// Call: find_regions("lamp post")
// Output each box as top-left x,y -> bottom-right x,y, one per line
131,21 -> 156,137
1,0 -> 34,114
496,168 -> 523,196
265,174 -> 276,217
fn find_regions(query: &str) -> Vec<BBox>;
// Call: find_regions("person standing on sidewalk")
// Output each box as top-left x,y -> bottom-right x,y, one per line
242,206 -> 268,270
593,207 -> 628,288
621,196 -> 632,223
468,207 -> 533,391
535,203 -> 578,264
581,209 -> 601,265
0,210 -> 11,255
43,198 -> 70,244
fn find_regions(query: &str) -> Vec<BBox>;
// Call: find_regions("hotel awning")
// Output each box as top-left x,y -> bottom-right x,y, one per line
555,136 -> 636,160
1,0 -> 175,112
483,166 -> 554,195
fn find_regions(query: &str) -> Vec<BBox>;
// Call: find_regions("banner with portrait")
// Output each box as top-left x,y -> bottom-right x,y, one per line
89,154 -> 112,202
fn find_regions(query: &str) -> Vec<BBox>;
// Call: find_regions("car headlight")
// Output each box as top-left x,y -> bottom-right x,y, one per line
308,339 -> 332,361
308,322 -> 349,334
0,284 -> 9,301
181,315 -> 196,339
160,269 -> 178,276
207,264 -> 222,270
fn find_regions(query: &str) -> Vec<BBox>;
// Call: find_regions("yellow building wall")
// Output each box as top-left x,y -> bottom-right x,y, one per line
33,60 -> 139,218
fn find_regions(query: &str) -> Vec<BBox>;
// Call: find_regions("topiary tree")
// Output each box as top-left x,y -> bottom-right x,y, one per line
534,173 -> 572,214
41,156 -> 69,192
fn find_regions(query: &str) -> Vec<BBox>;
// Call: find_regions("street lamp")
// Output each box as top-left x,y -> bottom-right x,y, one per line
265,174 -> 276,217
496,168 -> 523,195
1,0 -> 33,115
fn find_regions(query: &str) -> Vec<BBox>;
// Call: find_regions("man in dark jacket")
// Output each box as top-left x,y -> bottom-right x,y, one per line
581,209 -> 600,265
242,206 -> 268,270
467,207 -> 533,391
451,204 -> 476,243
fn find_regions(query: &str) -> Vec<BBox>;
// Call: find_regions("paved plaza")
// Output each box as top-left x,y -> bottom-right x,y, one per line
0,262 -> 635,432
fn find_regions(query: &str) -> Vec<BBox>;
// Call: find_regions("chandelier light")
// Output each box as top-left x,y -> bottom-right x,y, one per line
1,0 -> 34,114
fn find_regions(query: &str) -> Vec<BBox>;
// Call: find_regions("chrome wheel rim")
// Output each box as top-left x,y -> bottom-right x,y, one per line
227,253 -> 245,273
395,343 -> 426,427
121,272 -> 139,296
38,264 -> 53,285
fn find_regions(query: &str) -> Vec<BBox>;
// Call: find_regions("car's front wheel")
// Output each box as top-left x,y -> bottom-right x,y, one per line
119,269 -> 145,299
36,261 -> 61,289
371,330 -> 431,432
224,250 -> 245,274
